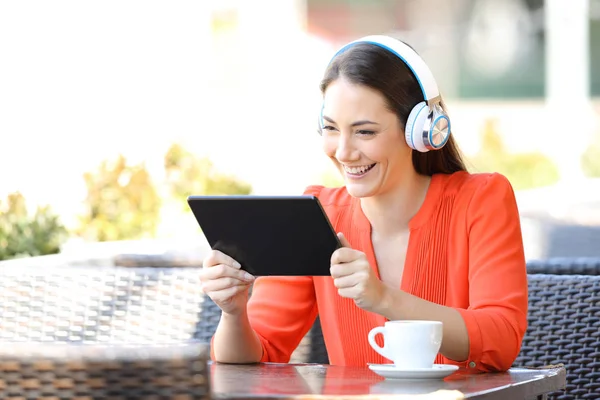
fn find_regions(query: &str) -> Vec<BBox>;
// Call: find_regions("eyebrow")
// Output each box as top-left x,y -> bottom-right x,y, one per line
322,115 -> 379,127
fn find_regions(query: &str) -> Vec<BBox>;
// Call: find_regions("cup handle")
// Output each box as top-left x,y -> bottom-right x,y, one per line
368,326 -> 390,360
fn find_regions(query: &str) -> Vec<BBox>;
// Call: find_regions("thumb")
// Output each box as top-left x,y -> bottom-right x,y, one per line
337,232 -> 352,248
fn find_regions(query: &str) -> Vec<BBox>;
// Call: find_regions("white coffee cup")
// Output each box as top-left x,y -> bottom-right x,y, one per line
368,320 -> 443,369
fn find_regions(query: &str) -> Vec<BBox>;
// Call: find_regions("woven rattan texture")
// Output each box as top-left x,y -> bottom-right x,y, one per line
0,266 -> 204,344
527,258 -> 600,275
515,274 -> 600,399
0,343 -> 210,400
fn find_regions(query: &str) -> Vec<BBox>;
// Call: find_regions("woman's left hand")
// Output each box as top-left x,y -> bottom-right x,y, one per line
330,232 -> 387,312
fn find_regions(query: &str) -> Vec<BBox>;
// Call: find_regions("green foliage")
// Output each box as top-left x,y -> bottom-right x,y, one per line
165,143 -> 252,210
75,145 -> 250,242
78,154 -> 161,241
581,132 -> 600,178
469,119 -> 560,190
0,192 -> 67,260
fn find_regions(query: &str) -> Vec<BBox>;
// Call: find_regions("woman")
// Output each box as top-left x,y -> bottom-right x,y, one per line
200,35 -> 528,372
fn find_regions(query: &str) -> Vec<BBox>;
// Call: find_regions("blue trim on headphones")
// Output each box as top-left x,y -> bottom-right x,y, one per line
330,40 -> 427,101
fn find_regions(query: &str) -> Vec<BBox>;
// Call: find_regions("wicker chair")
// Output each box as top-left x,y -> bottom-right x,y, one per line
515,274 -> 600,400
527,258 -> 600,275
0,265 -> 205,344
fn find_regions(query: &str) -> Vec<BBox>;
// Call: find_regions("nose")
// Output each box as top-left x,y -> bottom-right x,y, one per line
335,133 -> 358,163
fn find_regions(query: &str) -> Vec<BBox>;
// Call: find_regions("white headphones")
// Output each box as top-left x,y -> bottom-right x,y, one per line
321,35 -> 451,153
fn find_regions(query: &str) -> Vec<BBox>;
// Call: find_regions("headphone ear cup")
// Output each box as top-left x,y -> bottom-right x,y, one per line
404,101 -> 429,153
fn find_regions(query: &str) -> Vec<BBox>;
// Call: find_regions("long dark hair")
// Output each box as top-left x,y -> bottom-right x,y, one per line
319,42 -> 467,176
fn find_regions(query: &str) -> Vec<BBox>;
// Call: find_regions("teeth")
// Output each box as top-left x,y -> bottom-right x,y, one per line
344,164 -> 373,174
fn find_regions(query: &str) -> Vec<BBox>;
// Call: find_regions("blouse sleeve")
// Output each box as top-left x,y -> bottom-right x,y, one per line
456,173 -> 529,372
241,184 -> 325,362
246,275 -> 317,362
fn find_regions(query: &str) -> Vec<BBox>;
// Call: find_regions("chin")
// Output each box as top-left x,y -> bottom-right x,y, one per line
344,183 -> 378,198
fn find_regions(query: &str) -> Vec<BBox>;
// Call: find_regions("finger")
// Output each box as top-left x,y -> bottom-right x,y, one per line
333,273 -> 361,289
330,261 -> 363,278
202,276 -> 252,293
203,249 -> 242,269
337,286 -> 360,300
337,232 -> 352,248
331,247 -> 363,265
209,285 -> 250,303
201,263 -> 254,282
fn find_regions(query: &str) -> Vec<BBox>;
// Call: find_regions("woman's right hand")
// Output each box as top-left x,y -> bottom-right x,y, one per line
200,249 -> 256,316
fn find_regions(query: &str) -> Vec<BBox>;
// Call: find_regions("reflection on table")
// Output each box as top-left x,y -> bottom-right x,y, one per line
210,362 -> 566,399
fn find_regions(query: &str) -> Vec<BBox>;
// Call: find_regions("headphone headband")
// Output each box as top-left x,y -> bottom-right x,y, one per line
329,35 -> 440,105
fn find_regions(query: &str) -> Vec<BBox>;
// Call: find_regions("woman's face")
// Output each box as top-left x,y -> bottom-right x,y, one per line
321,77 -> 413,198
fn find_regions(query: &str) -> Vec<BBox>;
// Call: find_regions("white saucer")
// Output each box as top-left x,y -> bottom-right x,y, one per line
368,363 -> 459,380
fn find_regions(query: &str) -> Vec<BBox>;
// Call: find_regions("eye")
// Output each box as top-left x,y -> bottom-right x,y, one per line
322,125 -> 337,131
357,130 -> 376,136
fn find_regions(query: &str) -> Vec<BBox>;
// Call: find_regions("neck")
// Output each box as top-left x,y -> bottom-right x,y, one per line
359,171 -> 432,237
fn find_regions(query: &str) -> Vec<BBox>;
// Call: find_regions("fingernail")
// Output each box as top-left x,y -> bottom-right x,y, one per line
244,272 -> 254,281
233,261 -> 241,268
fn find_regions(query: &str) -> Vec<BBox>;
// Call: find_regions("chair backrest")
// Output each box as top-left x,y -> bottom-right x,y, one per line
515,273 -> 600,399
527,258 -> 600,275
0,265 -> 205,343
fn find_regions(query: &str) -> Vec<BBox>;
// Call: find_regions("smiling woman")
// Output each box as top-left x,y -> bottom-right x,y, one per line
202,35 -> 529,374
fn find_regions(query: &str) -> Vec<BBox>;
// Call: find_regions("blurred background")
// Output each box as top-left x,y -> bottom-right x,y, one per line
1,0 -> 599,263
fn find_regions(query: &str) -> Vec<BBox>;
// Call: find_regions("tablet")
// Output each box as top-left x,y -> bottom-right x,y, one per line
187,195 -> 341,276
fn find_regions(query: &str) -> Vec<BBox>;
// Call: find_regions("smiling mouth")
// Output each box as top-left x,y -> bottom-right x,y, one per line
343,163 -> 376,177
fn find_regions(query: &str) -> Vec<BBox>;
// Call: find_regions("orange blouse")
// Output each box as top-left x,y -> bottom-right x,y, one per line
219,171 -> 529,372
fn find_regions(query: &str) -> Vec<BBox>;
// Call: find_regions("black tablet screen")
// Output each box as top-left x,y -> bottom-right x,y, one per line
187,195 -> 341,276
